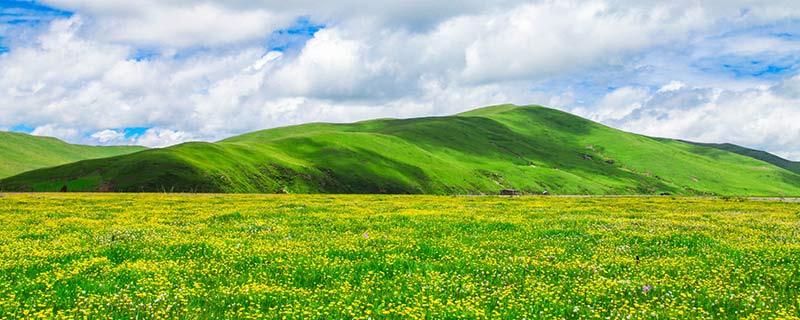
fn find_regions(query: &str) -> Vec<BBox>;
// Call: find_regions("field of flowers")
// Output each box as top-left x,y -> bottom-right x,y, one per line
0,193 -> 798,319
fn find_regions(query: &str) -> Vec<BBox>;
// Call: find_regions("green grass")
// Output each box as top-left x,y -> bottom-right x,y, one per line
0,131 -> 146,179
1,105 -> 799,196
0,194 -> 798,318
681,140 -> 800,175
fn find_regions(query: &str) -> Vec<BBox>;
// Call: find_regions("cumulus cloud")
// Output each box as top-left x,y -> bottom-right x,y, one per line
90,129 -> 126,144
573,87 -> 650,125
460,2 -> 708,83
31,124 -> 81,141
136,128 -> 198,148
268,29 -> 373,98
38,1 -> 291,47
1,0 -> 799,159
579,77 -> 800,159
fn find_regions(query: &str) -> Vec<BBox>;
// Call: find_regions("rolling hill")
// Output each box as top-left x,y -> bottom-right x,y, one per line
0,131 -> 146,179
1,104 -> 799,196
681,141 -> 800,175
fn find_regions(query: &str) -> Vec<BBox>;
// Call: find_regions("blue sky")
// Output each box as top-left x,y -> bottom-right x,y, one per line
0,0 -> 70,27
1,1 -> 799,160
265,17 -> 324,53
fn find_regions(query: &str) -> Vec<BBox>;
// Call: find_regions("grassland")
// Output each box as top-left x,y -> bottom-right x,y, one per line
682,140 -> 800,175
1,193 -> 798,319
3,105 -> 800,196
0,131 -> 146,179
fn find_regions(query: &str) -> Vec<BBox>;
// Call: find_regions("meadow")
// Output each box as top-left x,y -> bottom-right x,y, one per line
0,193 -> 798,319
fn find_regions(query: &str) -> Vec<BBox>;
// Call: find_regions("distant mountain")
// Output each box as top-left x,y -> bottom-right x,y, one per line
681,141 -> 800,175
1,105 -> 798,196
0,131 -> 146,179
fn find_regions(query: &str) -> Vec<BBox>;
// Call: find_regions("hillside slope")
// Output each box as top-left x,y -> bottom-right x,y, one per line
0,132 -> 146,179
1,105 -> 799,196
680,141 -> 800,175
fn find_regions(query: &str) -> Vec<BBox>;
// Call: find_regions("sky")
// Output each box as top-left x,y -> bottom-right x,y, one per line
1,1 -> 800,160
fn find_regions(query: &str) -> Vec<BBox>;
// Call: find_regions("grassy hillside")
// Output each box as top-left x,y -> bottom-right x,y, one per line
680,141 -> 800,175
0,132 -> 146,179
2,105 -> 799,196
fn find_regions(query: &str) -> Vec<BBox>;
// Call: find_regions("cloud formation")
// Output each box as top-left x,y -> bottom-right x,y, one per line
576,76 -> 800,160
1,0 -> 799,159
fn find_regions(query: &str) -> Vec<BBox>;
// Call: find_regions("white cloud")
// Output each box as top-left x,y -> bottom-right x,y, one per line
136,128 -> 197,148
90,129 -> 126,144
251,51 -> 282,71
39,1 -> 291,47
268,29 -> 370,98
31,124 -> 81,141
658,81 -> 686,93
573,87 -> 649,123
775,74 -> 800,98
1,1 -> 800,158
459,2 -> 707,83
38,0 -> 526,42
584,78 -> 800,160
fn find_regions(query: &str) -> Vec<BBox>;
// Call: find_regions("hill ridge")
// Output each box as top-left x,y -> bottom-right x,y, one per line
1,105 -> 798,196
0,131 -> 147,179
680,140 -> 800,175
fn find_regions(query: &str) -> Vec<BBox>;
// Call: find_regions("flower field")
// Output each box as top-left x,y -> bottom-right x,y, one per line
0,193 -> 799,319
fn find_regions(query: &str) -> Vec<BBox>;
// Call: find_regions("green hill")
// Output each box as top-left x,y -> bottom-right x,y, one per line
0,131 -> 146,179
1,105 -> 799,196
680,141 -> 800,175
